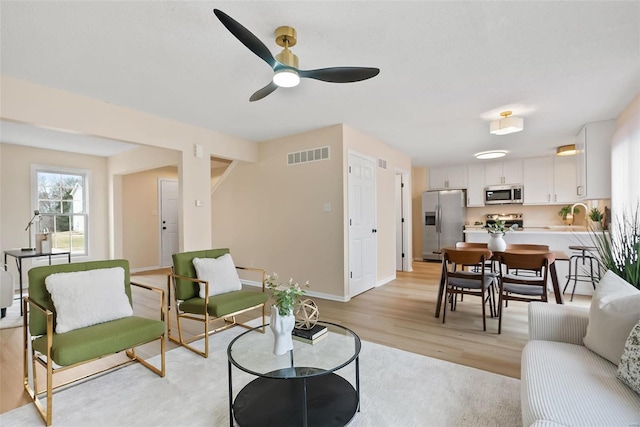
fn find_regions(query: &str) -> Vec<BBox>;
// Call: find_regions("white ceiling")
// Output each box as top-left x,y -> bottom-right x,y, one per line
1,1 -> 639,167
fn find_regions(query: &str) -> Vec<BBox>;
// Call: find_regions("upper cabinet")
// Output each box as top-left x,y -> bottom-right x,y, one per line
466,163 -> 485,207
523,156 -> 577,205
484,160 -> 523,185
575,120 -> 615,200
429,165 -> 467,190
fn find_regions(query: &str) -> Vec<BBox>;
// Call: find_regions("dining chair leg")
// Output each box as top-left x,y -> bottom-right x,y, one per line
481,288 -> 487,331
442,289 -> 448,324
497,286 -> 504,334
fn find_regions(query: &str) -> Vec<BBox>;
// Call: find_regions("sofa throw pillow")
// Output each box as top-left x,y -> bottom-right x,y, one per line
45,267 -> 133,334
193,254 -> 242,298
617,320 -> 640,395
583,270 -> 640,365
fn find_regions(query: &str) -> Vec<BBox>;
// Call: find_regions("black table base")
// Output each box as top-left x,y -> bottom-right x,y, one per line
233,373 -> 358,427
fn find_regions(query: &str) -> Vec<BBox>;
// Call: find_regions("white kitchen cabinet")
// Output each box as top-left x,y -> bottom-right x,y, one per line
466,163 -> 485,206
553,155 -> 577,203
485,160 -> 523,185
429,165 -> 467,190
523,157 -> 553,204
523,156 -> 577,205
575,120 -> 615,200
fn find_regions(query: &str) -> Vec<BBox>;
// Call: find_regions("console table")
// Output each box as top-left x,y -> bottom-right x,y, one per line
3,249 -> 72,315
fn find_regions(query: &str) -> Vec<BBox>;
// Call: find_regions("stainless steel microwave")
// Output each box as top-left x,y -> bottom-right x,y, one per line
484,185 -> 523,205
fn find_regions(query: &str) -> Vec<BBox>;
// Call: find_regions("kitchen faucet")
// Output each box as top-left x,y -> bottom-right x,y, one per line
569,202 -> 589,224
570,202 -> 589,216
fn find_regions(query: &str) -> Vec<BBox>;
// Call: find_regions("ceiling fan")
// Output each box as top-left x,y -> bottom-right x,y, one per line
213,9 -> 380,102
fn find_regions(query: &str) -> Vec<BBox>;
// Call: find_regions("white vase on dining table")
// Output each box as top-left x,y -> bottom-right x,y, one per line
488,232 -> 507,252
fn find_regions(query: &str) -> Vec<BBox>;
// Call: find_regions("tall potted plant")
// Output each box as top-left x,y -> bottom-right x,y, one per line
590,205 -> 639,288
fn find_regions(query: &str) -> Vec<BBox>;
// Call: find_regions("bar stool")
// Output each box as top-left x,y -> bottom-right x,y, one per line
563,245 -> 601,301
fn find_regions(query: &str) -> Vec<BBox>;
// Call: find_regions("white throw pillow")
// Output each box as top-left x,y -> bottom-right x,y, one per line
583,270 -> 640,365
45,267 -> 133,334
617,320 -> 640,395
193,254 -> 242,298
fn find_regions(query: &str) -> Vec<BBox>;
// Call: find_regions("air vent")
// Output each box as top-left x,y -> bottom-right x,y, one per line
378,158 -> 388,170
287,146 -> 330,165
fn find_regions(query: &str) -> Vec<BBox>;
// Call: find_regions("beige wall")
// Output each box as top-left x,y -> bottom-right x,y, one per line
0,143 -> 110,285
0,76 -> 259,254
122,166 -> 178,270
212,125 -> 344,298
211,124 -> 412,300
342,125 -> 413,283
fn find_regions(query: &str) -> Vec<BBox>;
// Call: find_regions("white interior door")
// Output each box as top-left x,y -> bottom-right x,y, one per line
160,179 -> 179,267
348,153 -> 376,297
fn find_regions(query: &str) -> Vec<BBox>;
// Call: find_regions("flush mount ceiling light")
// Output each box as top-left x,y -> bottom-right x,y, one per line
489,111 -> 524,135
556,144 -> 577,156
474,150 -> 507,160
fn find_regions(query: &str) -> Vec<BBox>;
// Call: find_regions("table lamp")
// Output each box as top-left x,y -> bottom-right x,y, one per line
22,210 -> 40,251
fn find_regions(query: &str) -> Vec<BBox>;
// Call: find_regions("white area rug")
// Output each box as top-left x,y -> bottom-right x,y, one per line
1,319 -> 521,426
0,301 -> 23,329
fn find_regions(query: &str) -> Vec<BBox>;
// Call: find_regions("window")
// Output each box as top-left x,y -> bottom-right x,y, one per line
32,166 -> 89,255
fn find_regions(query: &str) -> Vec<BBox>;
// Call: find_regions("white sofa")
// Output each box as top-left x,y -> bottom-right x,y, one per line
521,301 -> 640,426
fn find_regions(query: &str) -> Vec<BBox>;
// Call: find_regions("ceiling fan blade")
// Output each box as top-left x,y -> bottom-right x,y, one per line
213,9 -> 277,68
249,82 -> 279,102
298,67 -> 380,83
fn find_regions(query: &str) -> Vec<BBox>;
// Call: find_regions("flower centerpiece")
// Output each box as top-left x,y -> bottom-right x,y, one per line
485,219 -> 517,252
486,219 -> 518,235
265,273 -> 309,355
266,273 -> 308,316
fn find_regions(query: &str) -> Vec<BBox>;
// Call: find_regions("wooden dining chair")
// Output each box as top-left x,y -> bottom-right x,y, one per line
505,244 -> 550,277
442,248 -> 496,331
496,252 -> 555,334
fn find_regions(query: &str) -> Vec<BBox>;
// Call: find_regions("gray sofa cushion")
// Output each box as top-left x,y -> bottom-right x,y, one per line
522,340 -> 640,426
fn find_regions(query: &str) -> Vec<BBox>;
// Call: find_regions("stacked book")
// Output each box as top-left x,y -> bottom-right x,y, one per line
292,324 -> 328,344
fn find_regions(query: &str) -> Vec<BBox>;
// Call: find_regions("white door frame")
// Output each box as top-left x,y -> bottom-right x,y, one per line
395,169 -> 411,271
347,151 -> 377,298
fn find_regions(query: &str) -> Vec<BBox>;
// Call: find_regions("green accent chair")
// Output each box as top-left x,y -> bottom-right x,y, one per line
168,248 -> 267,358
24,259 -> 166,426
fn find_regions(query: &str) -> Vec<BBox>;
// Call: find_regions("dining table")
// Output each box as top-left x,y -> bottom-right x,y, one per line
434,248 -> 570,318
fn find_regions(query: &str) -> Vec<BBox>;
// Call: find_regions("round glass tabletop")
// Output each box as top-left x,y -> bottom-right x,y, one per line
227,321 -> 361,379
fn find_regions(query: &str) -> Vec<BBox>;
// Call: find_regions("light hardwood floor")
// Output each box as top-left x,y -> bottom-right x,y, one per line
0,261 -> 591,415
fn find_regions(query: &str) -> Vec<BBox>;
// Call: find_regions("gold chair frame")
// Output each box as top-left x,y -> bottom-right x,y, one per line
167,266 -> 266,358
23,281 -> 166,426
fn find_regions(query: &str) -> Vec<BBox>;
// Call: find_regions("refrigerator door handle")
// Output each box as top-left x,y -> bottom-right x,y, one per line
435,204 -> 440,233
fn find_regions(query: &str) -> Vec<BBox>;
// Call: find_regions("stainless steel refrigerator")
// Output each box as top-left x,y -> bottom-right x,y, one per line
422,190 -> 467,261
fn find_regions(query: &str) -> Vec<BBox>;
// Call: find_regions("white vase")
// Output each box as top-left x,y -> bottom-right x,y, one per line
487,233 -> 507,252
270,305 -> 295,355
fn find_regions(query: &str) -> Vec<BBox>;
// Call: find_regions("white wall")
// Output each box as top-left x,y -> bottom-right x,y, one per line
611,93 -> 640,214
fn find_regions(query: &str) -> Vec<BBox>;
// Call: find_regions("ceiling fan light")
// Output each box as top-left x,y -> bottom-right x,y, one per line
474,150 -> 508,160
556,144 -> 577,156
273,69 -> 300,88
489,113 -> 524,136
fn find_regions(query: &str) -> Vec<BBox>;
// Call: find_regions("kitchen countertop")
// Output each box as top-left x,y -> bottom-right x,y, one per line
464,226 -> 590,233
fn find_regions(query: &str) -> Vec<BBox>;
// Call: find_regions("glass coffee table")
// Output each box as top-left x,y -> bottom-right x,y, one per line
227,321 -> 361,427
